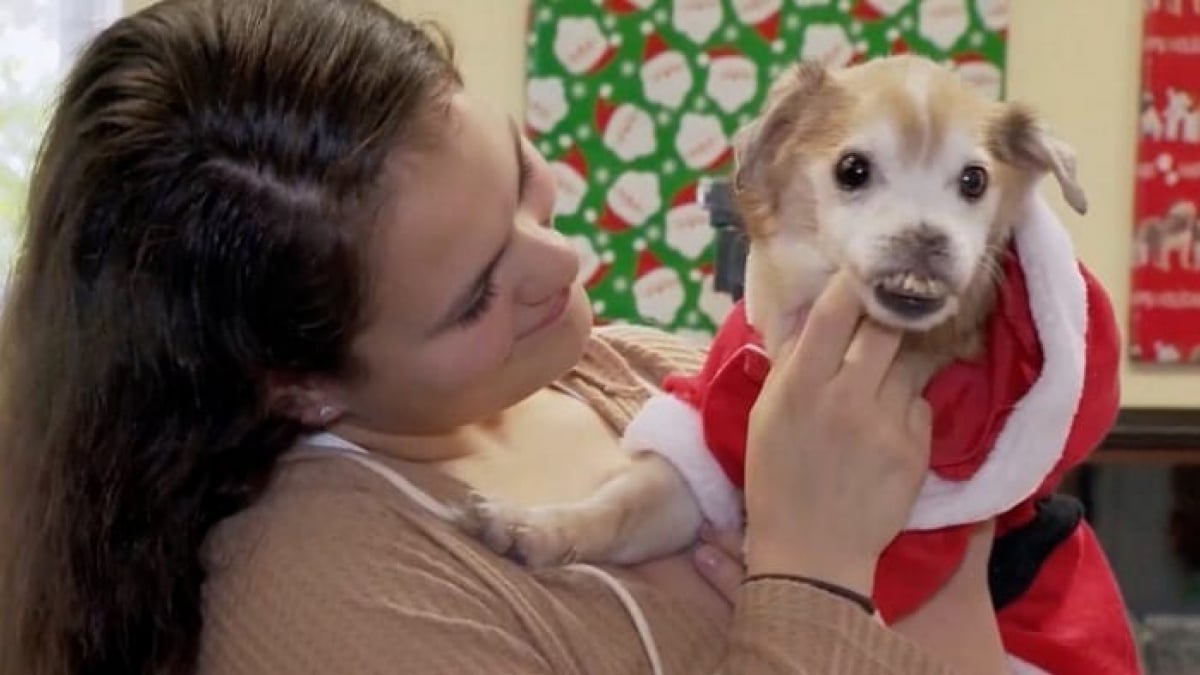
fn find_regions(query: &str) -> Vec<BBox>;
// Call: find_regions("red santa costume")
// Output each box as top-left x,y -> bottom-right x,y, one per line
621,195 -> 1141,674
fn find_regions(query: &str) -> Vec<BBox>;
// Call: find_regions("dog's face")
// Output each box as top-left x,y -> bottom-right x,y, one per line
735,56 -> 1086,333
809,60 -> 1007,330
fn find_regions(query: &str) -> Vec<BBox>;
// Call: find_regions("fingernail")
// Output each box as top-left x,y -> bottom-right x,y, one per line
694,544 -> 719,571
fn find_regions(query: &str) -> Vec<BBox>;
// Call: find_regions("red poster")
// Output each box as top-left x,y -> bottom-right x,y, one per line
1130,4 -> 1200,363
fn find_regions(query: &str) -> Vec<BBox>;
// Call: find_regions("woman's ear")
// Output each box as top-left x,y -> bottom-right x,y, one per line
265,372 -> 345,426
987,103 -> 1088,215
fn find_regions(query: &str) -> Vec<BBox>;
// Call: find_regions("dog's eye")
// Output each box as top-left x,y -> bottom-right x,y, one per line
835,153 -> 871,191
959,166 -> 989,200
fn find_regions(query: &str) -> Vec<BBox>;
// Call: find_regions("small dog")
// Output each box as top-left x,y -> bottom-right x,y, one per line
461,56 -> 1144,673
1164,88 -> 1198,142
461,55 -> 1088,568
1136,199 -> 1197,270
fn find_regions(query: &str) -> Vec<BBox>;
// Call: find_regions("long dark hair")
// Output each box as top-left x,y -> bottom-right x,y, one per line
0,1 -> 460,672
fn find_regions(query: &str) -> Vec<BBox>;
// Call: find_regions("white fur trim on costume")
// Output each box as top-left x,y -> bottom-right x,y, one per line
907,194 -> 1088,530
1006,654 -> 1051,675
621,393 -> 743,531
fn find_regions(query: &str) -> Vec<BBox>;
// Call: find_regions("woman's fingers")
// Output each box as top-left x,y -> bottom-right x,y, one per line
744,275 -> 936,589
782,272 -> 865,386
781,272 -> 905,398
840,319 -> 904,394
908,397 -> 933,443
700,523 -> 745,559
877,357 -> 920,410
693,545 -> 742,603
693,525 -> 746,604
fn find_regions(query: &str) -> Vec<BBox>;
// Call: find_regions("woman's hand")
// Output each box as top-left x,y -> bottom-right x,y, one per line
692,523 -> 746,603
742,271 -> 932,597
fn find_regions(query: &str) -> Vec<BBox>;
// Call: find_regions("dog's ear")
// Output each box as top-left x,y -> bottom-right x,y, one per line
733,60 -> 831,198
988,103 -> 1088,215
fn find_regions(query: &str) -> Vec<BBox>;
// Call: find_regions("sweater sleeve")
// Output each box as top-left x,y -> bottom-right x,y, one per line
591,323 -> 709,386
726,580 -> 957,674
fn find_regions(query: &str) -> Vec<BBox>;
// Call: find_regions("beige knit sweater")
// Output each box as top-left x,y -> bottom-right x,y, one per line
197,326 -> 956,674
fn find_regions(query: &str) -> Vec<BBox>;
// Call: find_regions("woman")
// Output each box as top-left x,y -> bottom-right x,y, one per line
0,1 -> 1006,673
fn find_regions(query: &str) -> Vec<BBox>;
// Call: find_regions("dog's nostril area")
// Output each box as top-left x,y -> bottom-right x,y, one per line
869,224 -> 955,321
877,225 -> 954,281
900,223 -> 950,258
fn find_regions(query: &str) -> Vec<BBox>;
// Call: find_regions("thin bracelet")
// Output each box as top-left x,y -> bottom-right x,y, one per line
743,573 -> 877,615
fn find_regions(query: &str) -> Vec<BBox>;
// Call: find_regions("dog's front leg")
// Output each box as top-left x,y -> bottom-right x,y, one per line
461,453 -> 704,567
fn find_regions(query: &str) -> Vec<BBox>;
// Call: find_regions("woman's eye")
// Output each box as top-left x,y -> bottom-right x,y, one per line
518,153 -> 534,197
457,279 -> 497,326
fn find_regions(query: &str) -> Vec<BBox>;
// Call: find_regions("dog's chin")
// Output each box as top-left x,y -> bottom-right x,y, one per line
857,273 -> 960,333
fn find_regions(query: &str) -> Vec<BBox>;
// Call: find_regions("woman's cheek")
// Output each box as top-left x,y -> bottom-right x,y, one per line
428,313 -> 514,391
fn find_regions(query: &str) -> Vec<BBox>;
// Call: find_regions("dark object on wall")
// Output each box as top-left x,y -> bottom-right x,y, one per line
701,179 -> 746,302
1171,466 -> 1200,573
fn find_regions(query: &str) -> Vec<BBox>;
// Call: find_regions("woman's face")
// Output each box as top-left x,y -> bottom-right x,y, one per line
328,92 -> 592,436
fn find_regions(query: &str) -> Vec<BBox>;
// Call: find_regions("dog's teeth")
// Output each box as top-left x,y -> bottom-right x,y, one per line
882,273 -> 949,298
883,274 -> 946,298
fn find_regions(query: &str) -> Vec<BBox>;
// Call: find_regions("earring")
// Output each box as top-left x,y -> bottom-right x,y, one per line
317,405 -> 337,424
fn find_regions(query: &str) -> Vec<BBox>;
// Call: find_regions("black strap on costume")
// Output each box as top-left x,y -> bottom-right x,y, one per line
987,494 -> 1084,611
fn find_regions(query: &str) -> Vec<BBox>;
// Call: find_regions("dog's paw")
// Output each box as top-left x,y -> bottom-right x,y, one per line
455,493 -> 584,567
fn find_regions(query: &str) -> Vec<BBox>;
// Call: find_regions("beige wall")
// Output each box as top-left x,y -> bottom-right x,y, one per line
125,0 -> 1198,408
124,0 -> 530,114
387,0 -> 528,118
1005,1 -> 1195,408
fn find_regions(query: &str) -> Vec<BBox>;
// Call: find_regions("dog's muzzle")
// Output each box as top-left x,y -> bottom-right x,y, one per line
873,273 -> 948,319
869,224 -> 955,323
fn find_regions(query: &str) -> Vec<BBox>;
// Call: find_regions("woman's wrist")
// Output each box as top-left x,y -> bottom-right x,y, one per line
745,538 -> 876,599
743,573 -> 877,615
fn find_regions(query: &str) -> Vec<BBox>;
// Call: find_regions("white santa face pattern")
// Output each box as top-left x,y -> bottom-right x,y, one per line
527,0 -> 1008,332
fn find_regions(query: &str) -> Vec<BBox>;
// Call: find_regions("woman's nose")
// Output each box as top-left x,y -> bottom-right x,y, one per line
528,182 -> 556,230
513,221 -> 579,305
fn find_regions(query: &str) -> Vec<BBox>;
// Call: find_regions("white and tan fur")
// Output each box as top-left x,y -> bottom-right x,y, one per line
459,56 -> 1088,571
